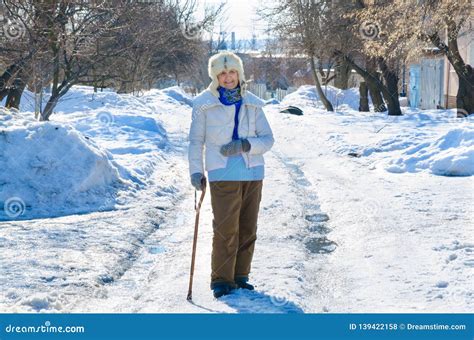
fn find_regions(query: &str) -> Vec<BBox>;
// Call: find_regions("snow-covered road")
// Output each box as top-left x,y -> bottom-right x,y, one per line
1,85 -> 472,313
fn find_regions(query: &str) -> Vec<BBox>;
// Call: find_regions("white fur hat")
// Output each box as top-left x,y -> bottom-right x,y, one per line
207,51 -> 246,97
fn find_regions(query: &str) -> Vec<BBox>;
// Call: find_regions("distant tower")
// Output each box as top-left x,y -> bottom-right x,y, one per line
251,33 -> 257,51
218,31 -> 227,50
231,32 -> 236,50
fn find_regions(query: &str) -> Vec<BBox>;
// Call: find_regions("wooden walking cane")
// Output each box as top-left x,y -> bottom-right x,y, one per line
187,178 -> 206,301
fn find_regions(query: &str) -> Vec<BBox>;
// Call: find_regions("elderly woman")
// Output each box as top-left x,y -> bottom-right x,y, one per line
188,51 -> 274,298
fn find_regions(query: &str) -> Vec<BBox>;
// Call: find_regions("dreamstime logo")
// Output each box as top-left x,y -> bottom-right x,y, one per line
4,196 -> 26,218
358,199 -> 380,223
359,21 -> 380,40
270,291 -> 291,307
181,23 -> 203,40
96,112 -> 114,127
146,258 -> 173,283
194,100 -> 214,116
193,99 -> 230,145
327,198 -> 381,225
60,249 -> 94,267
77,10 -> 119,50
96,196 -> 116,213
373,103 -> 387,112
2,18 -> 26,41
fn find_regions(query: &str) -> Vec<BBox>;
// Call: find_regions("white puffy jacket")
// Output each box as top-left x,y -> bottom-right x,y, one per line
188,89 -> 274,176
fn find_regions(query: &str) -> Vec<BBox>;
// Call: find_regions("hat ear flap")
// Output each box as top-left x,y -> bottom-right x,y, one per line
240,79 -> 247,95
208,77 -> 219,97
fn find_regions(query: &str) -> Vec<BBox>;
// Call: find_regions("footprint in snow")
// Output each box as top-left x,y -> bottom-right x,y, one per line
305,237 -> 337,254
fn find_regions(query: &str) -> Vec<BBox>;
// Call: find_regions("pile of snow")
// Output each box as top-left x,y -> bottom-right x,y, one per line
3,86 -> 150,115
160,86 -> 192,106
281,85 -> 361,111
107,114 -> 166,134
0,116 -> 131,220
385,127 -> 474,176
333,132 -> 425,158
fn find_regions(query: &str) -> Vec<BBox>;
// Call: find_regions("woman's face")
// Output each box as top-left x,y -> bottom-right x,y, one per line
217,69 -> 239,89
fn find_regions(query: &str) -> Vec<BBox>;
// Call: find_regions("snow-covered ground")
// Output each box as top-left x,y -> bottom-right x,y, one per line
0,85 -> 472,313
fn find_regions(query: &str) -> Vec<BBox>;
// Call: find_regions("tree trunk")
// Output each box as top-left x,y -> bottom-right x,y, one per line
40,94 -> 59,121
359,82 -> 369,112
0,64 -> 21,103
367,82 -> 386,112
5,65 -> 30,109
377,58 -> 402,116
456,65 -> 474,116
0,50 -> 37,104
5,79 -> 26,109
334,58 -> 351,89
40,81 -> 74,121
365,58 -> 386,112
309,57 -> 334,111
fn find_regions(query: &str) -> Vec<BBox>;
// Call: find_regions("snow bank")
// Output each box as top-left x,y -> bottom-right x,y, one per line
385,127 -> 474,176
0,115 -> 130,220
56,87 -> 135,113
281,85 -> 361,111
111,114 -> 167,134
160,86 -> 192,106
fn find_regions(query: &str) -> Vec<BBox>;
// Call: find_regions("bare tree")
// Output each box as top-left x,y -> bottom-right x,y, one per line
0,0 -> 222,119
0,0 -> 49,109
262,0 -> 334,111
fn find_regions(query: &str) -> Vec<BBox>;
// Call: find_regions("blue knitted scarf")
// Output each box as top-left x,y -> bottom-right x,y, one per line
217,85 -> 242,141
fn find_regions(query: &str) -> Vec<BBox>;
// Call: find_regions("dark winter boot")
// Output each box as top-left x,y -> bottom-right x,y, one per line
211,282 -> 236,298
235,276 -> 255,290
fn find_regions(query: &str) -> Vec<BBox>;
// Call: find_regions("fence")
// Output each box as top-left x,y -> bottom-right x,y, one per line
247,83 -> 295,102
248,83 -> 267,99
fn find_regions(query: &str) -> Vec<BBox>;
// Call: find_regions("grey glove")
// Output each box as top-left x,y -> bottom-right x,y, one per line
220,139 -> 251,157
191,172 -> 206,191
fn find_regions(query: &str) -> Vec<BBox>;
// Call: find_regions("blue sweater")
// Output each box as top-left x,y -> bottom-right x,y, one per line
208,154 -> 264,182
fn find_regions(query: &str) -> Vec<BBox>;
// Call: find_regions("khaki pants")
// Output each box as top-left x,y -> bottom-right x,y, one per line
209,180 -> 263,287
